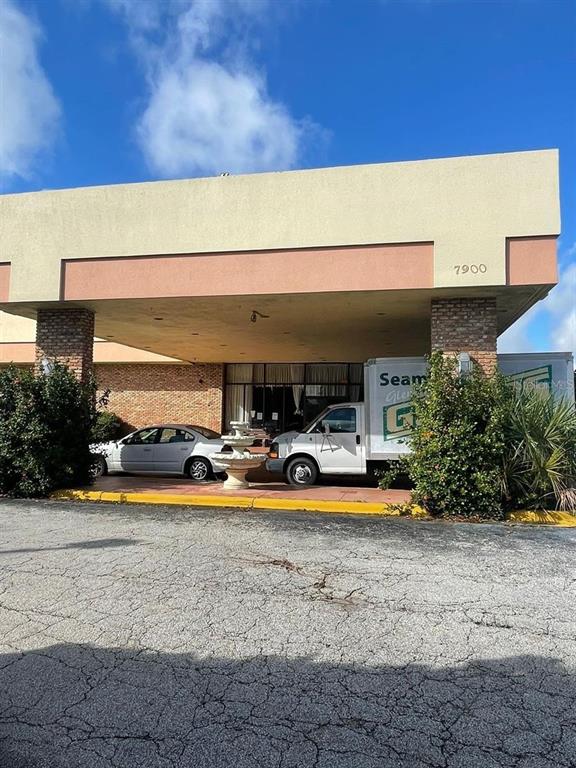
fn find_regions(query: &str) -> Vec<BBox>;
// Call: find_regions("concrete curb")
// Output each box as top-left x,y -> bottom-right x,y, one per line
506,509 -> 576,527
50,490 -> 576,526
51,489 -> 422,517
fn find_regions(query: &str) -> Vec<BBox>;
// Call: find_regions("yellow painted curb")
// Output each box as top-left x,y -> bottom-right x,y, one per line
506,509 -> 576,527
51,491 -> 575,526
51,489 -> 413,517
52,490 -> 254,509
252,497 -> 399,516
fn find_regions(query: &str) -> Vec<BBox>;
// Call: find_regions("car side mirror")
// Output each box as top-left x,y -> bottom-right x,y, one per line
322,422 -> 331,434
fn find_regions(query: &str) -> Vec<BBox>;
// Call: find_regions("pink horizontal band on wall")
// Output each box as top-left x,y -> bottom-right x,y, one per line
0,342 -> 35,364
0,263 -> 10,302
0,341 -> 180,365
61,243 -> 434,300
507,236 -> 557,286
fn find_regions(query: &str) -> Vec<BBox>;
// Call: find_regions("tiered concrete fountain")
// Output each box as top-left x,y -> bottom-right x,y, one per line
211,421 -> 266,490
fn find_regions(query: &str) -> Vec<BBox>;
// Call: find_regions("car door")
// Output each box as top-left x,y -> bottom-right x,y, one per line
118,427 -> 161,473
315,406 -> 364,474
154,428 -> 195,473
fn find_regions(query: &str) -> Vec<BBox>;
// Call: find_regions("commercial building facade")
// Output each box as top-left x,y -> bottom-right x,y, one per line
0,150 -> 560,434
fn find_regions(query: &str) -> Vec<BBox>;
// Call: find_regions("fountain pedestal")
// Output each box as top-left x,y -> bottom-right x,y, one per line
211,422 -> 266,490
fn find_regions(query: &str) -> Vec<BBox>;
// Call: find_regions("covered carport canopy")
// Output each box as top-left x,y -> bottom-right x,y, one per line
1,281 -> 555,364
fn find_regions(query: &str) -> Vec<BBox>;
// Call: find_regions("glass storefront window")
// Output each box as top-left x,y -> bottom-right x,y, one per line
226,363 -> 254,384
224,363 -> 364,435
306,363 -> 349,384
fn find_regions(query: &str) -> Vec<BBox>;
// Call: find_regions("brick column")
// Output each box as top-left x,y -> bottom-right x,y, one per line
35,308 -> 95,383
431,297 -> 497,374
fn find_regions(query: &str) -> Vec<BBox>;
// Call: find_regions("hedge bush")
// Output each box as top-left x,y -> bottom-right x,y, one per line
0,364 -> 99,498
406,352 -> 510,519
91,410 -> 124,443
404,353 -> 576,517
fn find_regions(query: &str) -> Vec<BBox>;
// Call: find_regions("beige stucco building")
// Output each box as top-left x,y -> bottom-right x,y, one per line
0,149 -> 560,433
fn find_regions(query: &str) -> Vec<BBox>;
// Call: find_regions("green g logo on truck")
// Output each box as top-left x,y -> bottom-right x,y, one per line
382,401 -> 415,440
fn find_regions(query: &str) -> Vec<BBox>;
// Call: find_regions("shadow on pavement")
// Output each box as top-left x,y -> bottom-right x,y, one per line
0,538 -> 141,555
0,644 -> 573,767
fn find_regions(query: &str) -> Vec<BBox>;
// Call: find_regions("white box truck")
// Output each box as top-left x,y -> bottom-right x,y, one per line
266,353 -> 575,485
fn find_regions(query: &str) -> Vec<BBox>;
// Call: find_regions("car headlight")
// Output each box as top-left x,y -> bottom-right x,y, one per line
268,442 -> 279,459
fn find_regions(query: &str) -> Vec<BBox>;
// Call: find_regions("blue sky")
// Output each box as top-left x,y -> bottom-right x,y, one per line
0,0 -> 574,355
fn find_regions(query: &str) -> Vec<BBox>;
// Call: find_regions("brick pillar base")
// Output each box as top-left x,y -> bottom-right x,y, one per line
35,308 -> 95,383
431,297 -> 497,374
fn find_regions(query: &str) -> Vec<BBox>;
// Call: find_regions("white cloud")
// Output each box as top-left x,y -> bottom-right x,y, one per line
105,0 -> 321,177
138,61 -> 302,176
0,0 -> 61,182
498,254 -> 576,359
546,261 -> 576,358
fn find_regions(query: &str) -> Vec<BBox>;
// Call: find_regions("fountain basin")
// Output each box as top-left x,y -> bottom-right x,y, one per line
210,452 -> 266,490
210,421 -> 266,490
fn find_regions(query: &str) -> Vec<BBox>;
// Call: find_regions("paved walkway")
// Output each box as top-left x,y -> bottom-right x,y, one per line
1,499 -> 575,767
86,475 -> 411,504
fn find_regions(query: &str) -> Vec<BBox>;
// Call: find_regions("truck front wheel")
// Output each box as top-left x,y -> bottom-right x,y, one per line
286,457 -> 318,486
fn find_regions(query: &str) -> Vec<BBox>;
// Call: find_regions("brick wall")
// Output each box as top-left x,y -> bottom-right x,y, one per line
35,308 -> 95,382
95,363 -> 224,432
431,297 -> 498,373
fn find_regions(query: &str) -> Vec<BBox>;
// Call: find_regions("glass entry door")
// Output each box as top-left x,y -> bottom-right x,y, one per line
251,385 -> 302,435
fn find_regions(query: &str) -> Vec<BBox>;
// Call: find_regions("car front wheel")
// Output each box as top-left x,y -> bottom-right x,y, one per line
186,457 -> 212,482
91,455 -> 107,478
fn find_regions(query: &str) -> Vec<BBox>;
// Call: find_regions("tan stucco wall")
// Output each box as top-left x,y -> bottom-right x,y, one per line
0,312 -> 36,342
0,150 -> 560,303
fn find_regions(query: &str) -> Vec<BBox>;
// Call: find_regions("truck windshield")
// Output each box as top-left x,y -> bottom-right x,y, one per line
303,410 -> 329,434
304,407 -> 357,434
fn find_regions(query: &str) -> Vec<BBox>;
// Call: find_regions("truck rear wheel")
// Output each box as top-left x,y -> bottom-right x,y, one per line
286,457 -> 318,486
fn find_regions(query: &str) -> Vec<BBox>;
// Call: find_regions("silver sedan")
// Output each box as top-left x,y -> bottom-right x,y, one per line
91,424 -> 227,482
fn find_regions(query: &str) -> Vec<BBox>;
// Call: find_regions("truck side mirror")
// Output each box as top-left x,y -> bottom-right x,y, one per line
322,421 -> 331,434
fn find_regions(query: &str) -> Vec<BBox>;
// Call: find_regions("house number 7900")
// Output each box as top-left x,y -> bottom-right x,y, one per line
454,264 -> 487,275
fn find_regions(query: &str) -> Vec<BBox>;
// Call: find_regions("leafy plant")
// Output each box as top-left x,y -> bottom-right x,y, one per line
500,387 -> 576,511
0,363 -> 101,498
374,461 -> 403,490
405,352 -> 510,520
91,410 -> 124,443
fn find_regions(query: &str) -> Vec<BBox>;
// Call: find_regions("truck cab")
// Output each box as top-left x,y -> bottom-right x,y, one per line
267,403 -> 366,485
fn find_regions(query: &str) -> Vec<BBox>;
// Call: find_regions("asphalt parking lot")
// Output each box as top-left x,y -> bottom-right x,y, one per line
1,499 -> 575,768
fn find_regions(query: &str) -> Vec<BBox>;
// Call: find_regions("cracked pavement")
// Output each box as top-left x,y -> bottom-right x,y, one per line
0,499 -> 575,768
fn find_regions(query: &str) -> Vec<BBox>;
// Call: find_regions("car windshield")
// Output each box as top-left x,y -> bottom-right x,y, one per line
187,425 -> 221,440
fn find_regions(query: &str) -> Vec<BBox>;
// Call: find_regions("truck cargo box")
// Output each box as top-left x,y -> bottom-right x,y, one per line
364,353 -> 575,461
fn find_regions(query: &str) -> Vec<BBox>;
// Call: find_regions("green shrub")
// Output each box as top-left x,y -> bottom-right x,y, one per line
374,461 -> 403,490
500,388 -> 576,511
406,352 -> 510,520
91,410 -> 124,443
0,364 -> 99,498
